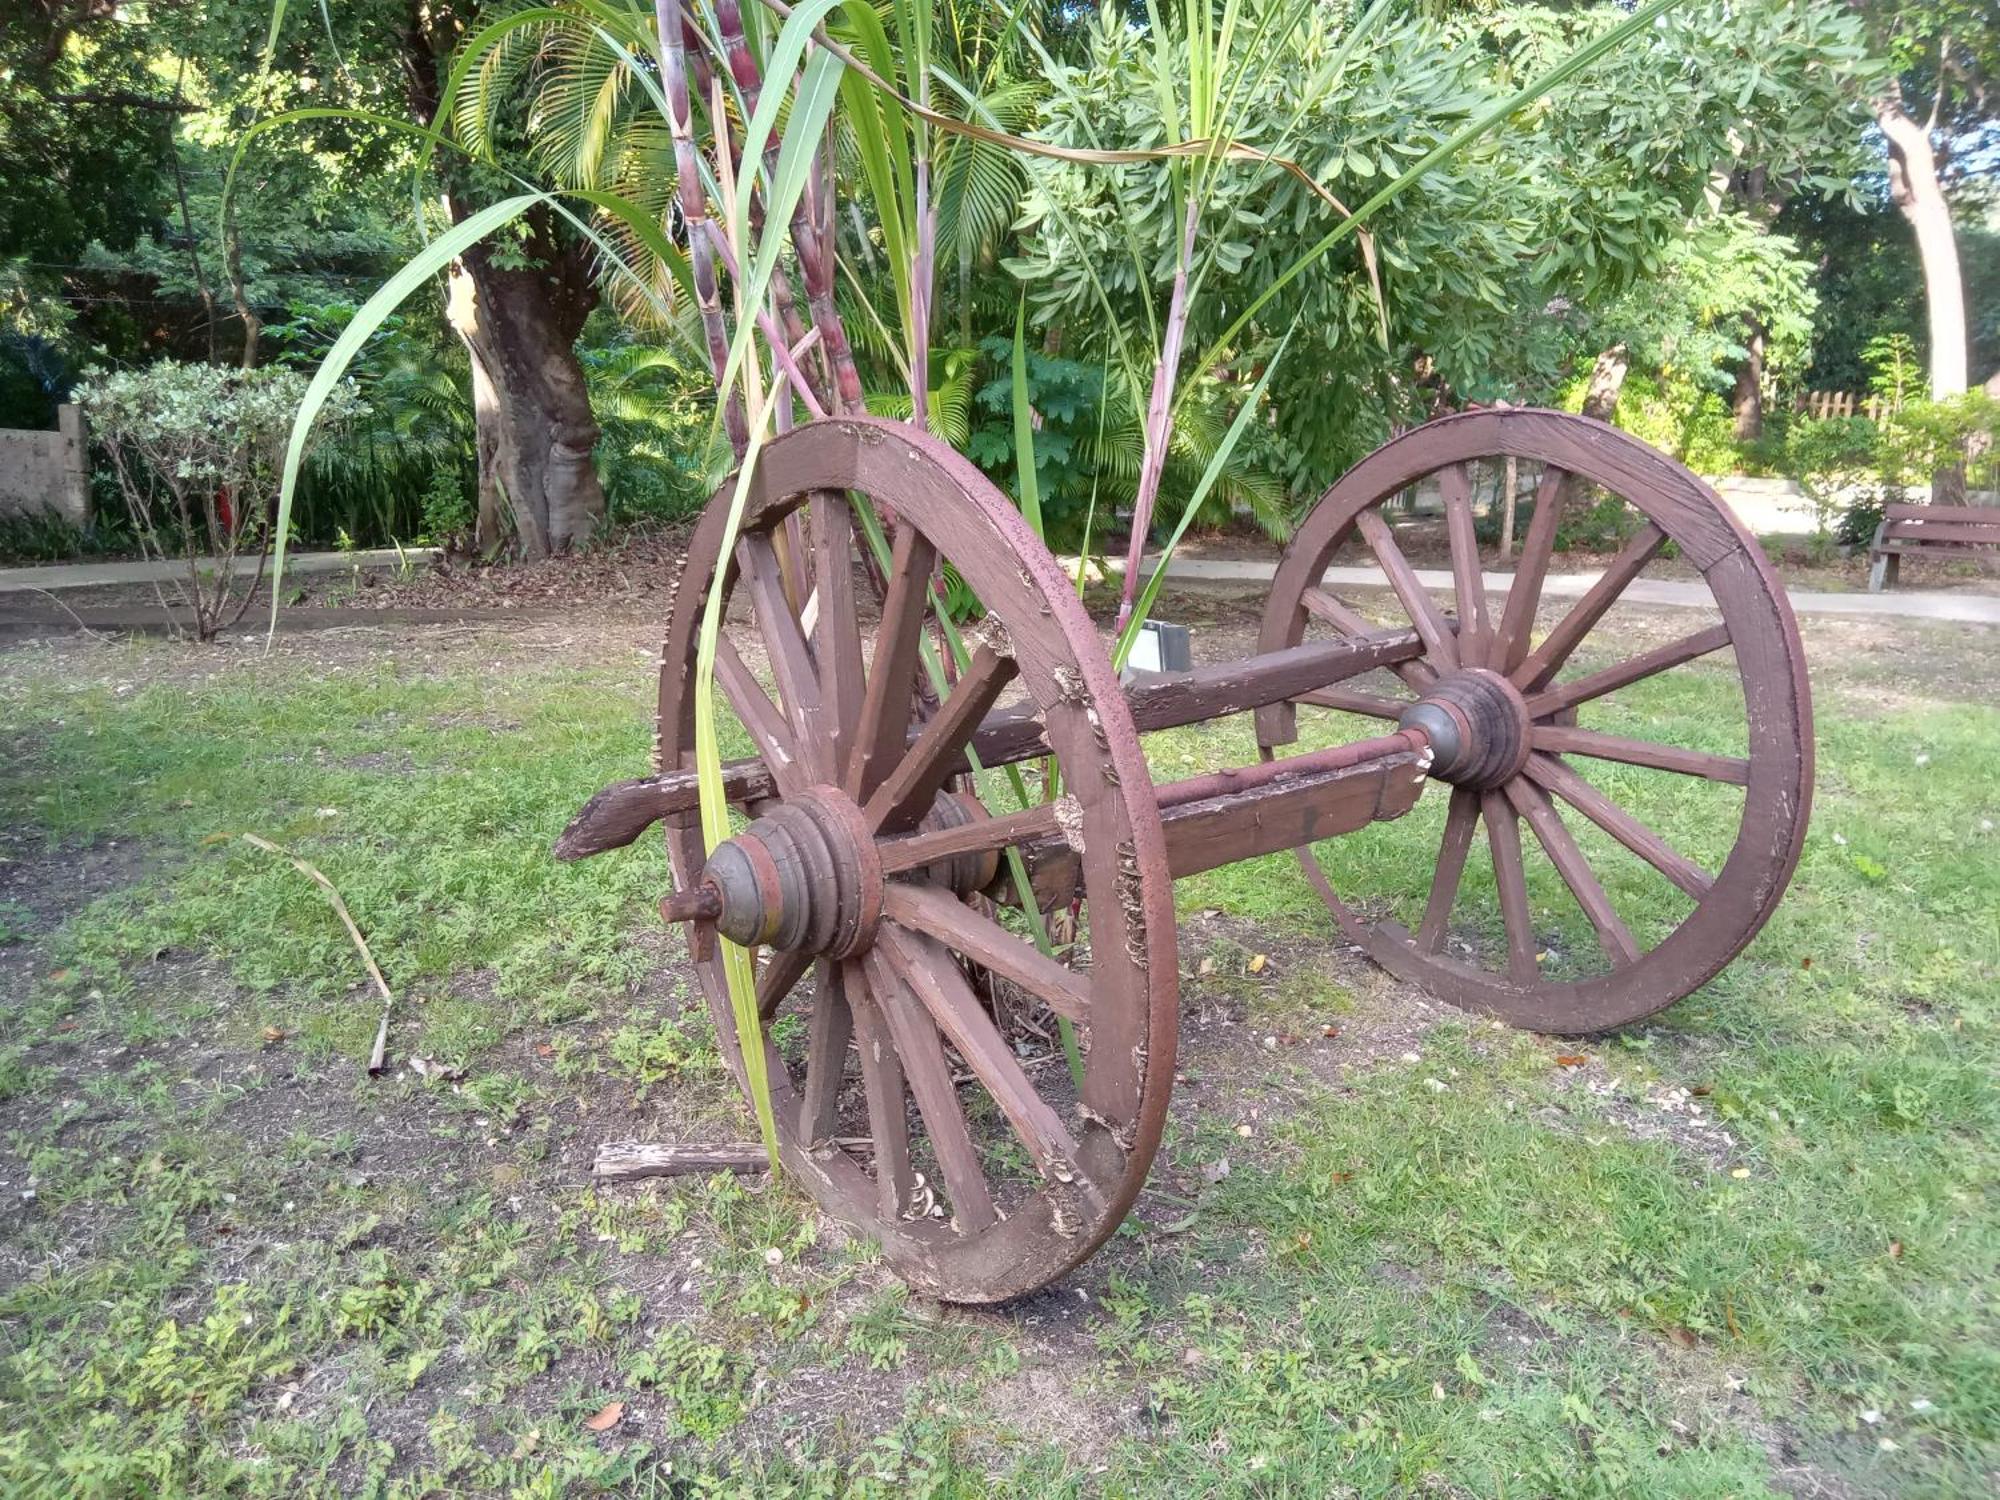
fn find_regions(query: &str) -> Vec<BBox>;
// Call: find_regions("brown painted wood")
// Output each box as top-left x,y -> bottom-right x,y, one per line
862,947 -> 998,1232
811,496 -> 868,780
1883,502 -> 2000,522
799,959 -> 853,1145
1355,508 -> 1461,671
1294,685 -> 1407,718
1522,623 -> 1731,720
1440,462 -> 1491,669
755,946 -> 813,1022
561,629 -> 1429,861
1416,786 -> 1479,953
1011,747 -> 1428,887
883,882 -> 1091,1022
847,523 -> 937,801
1301,587 -> 1438,689
1513,522 -> 1666,692
1257,408 -> 1810,1034
1533,725 -> 1751,785
865,646 -> 1018,835
1503,777 -> 1639,966
716,636 -> 805,797
1482,790 -> 1539,984
1490,464 -> 1567,673
654,417 -> 1179,1304
845,972 -> 914,1220
878,801 -> 1061,877
1880,520 -> 2000,544
737,530 -> 835,784
1523,752 -> 1713,899
552,762 -> 776,860
881,925 -> 1093,1196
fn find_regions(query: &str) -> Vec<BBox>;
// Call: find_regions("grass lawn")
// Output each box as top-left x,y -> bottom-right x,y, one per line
0,599 -> 1994,1498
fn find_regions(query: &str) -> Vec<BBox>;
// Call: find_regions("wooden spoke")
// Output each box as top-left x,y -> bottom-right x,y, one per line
1415,787 -> 1480,953
736,531 -> 834,783
1440,463 -> 1490,668
1302,585 -> 1437,689
1504,778 -> 1639,967
1513,522 -> 1666,691
1481,790 -> 1539,984
776,510 -> 811,618
1295,685 -> 1408,718
880,926 -> 1093,1195
1523,623 -> 1732,720
877,801 -> 1060,877
715,636 -> 804,795
810,495 -> 867,779
861,949 -> 998,1232
756,946 -> 814,1023
1490,464 -> 1567,672
1534,725 -> 1750,786
798,959 -> 853,1145
1355,508 -> 1460,671
1524,753 -> 1713,900
864,646 -> 1019,835
845,973 -> 913,1219
847,524 -> 938,801
883,881 -> 1090,1023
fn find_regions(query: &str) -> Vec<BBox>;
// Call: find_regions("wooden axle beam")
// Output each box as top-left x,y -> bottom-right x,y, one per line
998,736 -> 1430,904
555,627 -> 1426,861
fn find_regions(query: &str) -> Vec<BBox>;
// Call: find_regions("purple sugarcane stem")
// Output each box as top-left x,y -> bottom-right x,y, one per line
657,0 -> 747,455
711,0 -> 866,416
701,221 -> 827,419
695,4 -> 824,411
1117,195 -> 1202,631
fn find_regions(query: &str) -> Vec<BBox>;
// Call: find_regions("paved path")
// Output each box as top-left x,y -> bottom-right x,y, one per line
1144,556 -> 2000,626
3,545 -> 1995,627
0,548 -> 438,595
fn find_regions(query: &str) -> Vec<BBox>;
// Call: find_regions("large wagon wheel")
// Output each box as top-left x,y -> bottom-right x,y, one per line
656,417 -> 1177,1303
1255,409 -> 1812,1033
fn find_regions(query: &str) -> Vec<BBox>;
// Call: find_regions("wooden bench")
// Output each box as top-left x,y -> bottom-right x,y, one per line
1867,503 -> 2000,591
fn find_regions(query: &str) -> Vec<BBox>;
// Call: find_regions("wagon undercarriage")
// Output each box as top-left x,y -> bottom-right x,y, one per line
559,408 -> 1813,1303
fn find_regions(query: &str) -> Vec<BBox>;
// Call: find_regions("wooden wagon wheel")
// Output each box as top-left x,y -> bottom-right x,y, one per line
655,417 -> 1177,1303
1255,409 -> 1812,1033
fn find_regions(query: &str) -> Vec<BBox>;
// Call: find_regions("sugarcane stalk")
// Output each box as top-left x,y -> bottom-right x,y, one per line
713,0 -> 867,415
1117,194 -> 1201,630
656,0 -> 748,455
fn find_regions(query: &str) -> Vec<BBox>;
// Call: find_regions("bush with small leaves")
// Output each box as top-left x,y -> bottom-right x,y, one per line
75,361 -> 361,639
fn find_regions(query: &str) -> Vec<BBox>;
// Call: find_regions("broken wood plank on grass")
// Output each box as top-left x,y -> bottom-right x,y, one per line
592,1141 -> 772,1181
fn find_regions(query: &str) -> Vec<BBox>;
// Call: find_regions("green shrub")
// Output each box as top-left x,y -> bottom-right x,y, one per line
75,360 -> 361,637
1780,415 -> 1877,535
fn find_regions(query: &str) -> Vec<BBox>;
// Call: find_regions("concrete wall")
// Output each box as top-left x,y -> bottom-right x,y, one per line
0,405 -> 89,525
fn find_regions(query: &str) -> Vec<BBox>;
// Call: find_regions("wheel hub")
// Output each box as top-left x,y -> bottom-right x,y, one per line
666,789 -> 996,956
1398,668 -> 1532,789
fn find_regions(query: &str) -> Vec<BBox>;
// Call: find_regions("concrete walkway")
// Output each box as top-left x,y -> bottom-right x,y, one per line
2,544 -> 1995,627
0,548 -> 437,595
1145,556 -> 2000,626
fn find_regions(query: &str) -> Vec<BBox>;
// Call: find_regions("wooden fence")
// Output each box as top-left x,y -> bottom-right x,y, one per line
1799,390 -> 1898,422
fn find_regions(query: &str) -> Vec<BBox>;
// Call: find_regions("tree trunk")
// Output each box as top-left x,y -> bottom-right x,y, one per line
1560,344 -> 1629,513
1732,318 -> 1765,442
1580,343 -> 1629,423
1876,93 -> 1967,402
442,211 -> 605,557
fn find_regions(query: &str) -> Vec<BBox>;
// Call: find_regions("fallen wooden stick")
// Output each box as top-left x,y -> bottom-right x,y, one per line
235,833 -> 397,1075
592,1137 -> 874,1182
593,1141 -> 770,1181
